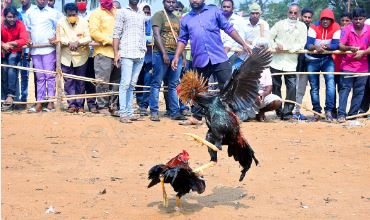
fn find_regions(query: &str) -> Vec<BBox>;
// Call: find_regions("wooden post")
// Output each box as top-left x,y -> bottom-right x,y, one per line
347,0 -> 351,13
55,24 -> 64,111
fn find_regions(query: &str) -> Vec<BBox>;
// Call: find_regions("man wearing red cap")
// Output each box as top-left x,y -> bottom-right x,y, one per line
305,8 -> 341,122
89,0 -> 118,115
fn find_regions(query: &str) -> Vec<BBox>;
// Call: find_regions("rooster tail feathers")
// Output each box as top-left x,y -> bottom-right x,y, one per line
227,133 -> 258,182
178,70 -> 208,104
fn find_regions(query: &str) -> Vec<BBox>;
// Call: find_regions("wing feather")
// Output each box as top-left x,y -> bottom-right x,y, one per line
220,48 -> 272,112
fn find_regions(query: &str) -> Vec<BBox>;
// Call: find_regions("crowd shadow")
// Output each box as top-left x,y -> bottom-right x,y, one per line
147,185 -> 252,214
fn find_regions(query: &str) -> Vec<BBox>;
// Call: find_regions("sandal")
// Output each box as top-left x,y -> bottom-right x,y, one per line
27,104 -> 43,113
43,108 -> 55,112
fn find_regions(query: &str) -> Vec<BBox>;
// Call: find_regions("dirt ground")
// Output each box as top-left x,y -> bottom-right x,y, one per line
1,109 -> 369,220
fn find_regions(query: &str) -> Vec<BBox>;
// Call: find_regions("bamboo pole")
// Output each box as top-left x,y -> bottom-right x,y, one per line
1,100 -> 56,104
347,0 -> 351,13
55,24 -> 64,111
282,99 -> 325,118
22,43 -> 361,54
346,112 -> 370,120
271,71 -> 370,76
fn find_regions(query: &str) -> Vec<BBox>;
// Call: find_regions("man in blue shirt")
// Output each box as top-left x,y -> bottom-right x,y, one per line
171,0 -> 251,125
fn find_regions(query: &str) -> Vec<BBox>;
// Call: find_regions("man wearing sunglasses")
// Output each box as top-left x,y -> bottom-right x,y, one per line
269,3 -> 307,121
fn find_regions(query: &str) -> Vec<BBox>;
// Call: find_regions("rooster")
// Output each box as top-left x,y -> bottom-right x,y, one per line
148,150 -> 212,208
179,48 -> 272,181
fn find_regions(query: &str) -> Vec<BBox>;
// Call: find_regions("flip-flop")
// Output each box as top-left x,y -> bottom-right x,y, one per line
178,118 -> 203,126
27,107 -> 38,113
43,108 -> 55,112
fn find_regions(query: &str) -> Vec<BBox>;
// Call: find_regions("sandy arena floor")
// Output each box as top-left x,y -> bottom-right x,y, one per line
1,111 -> 369,220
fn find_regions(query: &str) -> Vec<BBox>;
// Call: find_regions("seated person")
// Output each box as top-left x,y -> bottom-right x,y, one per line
254,67 -> 282,121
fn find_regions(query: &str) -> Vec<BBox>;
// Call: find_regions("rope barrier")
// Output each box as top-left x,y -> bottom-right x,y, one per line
271,71 -> 370,76
23,43 -> 360,54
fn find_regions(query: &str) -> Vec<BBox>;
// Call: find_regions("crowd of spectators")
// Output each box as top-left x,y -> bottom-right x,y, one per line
1,0 -> 369,124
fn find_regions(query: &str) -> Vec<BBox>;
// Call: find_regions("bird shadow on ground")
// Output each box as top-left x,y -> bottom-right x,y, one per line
147,185 -> 252,215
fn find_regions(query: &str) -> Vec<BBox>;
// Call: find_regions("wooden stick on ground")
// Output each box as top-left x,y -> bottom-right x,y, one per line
184,133 -> 220,152
282,99 -> 325,118
346,112 -> 370,120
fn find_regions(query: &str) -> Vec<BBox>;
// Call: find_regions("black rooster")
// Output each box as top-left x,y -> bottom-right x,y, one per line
148,150 -> 207,208
179,48 -> 272,181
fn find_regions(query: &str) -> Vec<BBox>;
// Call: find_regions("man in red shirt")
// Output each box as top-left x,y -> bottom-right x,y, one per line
1,6 -> 29,111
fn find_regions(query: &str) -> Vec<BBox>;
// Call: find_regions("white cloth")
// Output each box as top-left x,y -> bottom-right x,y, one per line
259,68 -> 272,89
260,94 -> 281,109
78,10 -> 91,21
365,19 -> 370,25
24,6 -> 60,55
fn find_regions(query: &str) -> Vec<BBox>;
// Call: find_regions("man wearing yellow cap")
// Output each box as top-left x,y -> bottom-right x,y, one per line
244,2 -> 269,47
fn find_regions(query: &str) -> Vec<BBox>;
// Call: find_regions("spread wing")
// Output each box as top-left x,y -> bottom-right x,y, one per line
220,47 -> 272,112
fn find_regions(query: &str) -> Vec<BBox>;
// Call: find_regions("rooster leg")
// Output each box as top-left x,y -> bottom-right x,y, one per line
160,176 -> 168,207
206,131 -> 223,162
175,196 -> 181,210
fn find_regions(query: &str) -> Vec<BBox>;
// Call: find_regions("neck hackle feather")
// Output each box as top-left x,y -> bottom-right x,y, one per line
179,70 -> 208,104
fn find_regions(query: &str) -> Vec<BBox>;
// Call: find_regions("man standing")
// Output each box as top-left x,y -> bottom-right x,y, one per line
306,8 -> 341,122
47,0 -> 63,17
25,0 -> 59,112
136,3 -> 152,117
59,3 -> 91,113
293,7 -> 313,120
113,0 -> 147,123
149,0 -> 186,122
269,3 -> 307,120
338,8 -> 370,122
244,2 -> 269,48
221,0 -> 249,71
16,0 -> 36,109
76,0 -> 90,19
171,0 -> 251,125
89,0 -> 116,115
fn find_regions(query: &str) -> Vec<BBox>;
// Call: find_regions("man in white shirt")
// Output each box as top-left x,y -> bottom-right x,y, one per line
269,3 -> 307,120
221,0 -> 249,71
244,2 -> 269,48
25,0 -> 60,112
